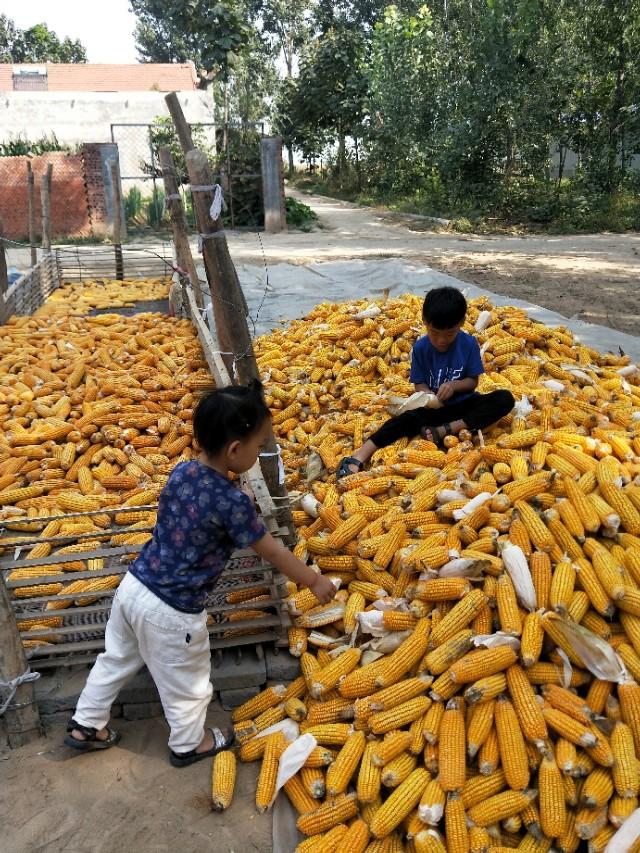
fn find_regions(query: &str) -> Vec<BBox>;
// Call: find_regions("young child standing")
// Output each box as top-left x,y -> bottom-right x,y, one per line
65,381 -> 335,766
337,286 -> 514,478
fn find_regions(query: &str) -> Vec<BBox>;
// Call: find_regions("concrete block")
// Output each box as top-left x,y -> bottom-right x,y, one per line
219,685 -> 260,711
117,668 -> 159,704
34,666 -> 90,714
122,702 -> 164,721
265,647 -> 301,682
210,647 -> 266,691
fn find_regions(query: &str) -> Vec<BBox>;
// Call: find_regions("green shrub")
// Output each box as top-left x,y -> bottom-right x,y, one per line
285,197 -> 318,231
0,133 -> 72,157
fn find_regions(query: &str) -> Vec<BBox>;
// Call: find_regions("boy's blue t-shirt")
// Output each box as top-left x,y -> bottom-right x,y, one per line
130,461 -> 267,613
409,330 -> 484,404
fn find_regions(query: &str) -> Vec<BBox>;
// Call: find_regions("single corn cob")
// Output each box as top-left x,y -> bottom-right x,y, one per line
310,648 -> 362,699
444,791 -> 468,853
381,751 -> 417,787
325,730 -> 366,797
467,789 -> 535,827
300,766 -> 325,799
369,696 -> 431,736
538,750 -> 566,838
437,698 -> 466,792
429,589 -> 486,647
296,794 -> 359,837
496,572 -> 522,636
611,721 -> 640,797
494,695 -> 530,790
302,724 -> 353,747
232,685 -> 287,722
521,611 -> 544,667
256,732 -> 286,813
542,707 -> 598,747
356,740 -> 382,804
371,731 -> 412,768
467,699 -> 495,758
448,646 -> 518,684
368,768 -> 430,838
581,766 -> 614,808
211,750 -> 236,811
505,664 -> 547,745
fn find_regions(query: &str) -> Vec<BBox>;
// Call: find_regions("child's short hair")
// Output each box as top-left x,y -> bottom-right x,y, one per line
193,379 -> 270,455
422,287 -> 467,329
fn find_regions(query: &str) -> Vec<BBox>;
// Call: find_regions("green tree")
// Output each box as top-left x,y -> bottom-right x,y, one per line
0,15 -> 87,62
293,26 -> 368,179
130,0 -> 251,86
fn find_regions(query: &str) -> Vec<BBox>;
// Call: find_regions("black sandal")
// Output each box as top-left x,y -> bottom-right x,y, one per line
169,726 -> 235,768
336,456 -> 364,481
420,423 -> 452,449
64,718 -> 121,751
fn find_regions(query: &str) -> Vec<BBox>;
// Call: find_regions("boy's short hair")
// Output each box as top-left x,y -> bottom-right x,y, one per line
422,287 -> 467,329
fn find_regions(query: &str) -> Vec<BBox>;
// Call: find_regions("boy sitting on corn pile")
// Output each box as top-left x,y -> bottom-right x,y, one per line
337,286 -> 515,479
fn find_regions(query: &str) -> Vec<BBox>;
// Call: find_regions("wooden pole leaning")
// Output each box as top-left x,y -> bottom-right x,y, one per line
158,147 -> 203,309
164,92 -> 294,539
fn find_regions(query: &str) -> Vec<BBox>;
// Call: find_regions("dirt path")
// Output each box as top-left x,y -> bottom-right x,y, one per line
225,189 -> 640,336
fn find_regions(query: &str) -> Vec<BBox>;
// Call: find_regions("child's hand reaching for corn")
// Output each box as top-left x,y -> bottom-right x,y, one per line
309,572 -> 337,604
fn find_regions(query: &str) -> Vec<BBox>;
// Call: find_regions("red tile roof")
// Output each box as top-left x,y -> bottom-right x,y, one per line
0,63 -> 198,92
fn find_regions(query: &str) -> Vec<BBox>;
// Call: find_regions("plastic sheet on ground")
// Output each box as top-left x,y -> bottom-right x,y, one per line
195,258 -> 640,360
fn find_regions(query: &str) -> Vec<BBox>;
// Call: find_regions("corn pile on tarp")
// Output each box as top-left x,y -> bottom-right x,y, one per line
231,293 -> 640,852
4,279 -> 640,850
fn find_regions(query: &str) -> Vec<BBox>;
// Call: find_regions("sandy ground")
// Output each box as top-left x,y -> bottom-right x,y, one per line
225,189 -> 640,337
0,707 -> 270,853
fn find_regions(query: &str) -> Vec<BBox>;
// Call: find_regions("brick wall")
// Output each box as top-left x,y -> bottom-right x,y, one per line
0,145 -> 119,241
0,152 -> 91,241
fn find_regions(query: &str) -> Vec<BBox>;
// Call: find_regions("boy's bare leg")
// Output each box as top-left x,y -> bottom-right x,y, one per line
422,418 -> 467,443
344,439 -> 379,474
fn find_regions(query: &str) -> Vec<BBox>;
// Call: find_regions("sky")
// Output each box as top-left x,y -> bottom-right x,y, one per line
3,0 -> 140,63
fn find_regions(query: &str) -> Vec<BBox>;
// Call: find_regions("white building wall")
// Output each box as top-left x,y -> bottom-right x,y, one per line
1,90 -> 217,193
0,90 -> 214,145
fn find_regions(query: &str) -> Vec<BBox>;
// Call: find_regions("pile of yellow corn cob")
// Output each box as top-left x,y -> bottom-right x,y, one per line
35,277 -> 170,316
0,283 -> 210,631
224,295 -> 640,851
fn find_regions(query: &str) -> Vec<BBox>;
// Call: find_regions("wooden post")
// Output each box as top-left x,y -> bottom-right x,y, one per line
26,161 -> 37,267
109,159 -> 125,281
158,147 -> 203,309
165,93 -> 293,536
40,164 -> 53,253
261,136 -> 287,234
0,219 -> 8,326
0,572 -> 42,748
165,92 -> 195,155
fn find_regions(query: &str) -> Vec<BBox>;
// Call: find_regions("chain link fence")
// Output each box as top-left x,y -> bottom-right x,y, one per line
111,121 -> 267,230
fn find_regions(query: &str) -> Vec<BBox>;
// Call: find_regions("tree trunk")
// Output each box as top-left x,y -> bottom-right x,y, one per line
287,146 -> 295,179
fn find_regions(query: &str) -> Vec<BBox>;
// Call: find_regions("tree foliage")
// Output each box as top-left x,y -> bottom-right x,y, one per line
0,15 -> 87,63
131,0 -> 251,84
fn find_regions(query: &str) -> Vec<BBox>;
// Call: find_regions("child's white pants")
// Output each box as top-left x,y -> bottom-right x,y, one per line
73,572 -> 213,753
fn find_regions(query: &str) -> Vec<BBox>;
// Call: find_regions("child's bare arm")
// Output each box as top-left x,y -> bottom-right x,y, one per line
414,382 -> 432,393
436,376 -> 478,401
251,532 -> 336,603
